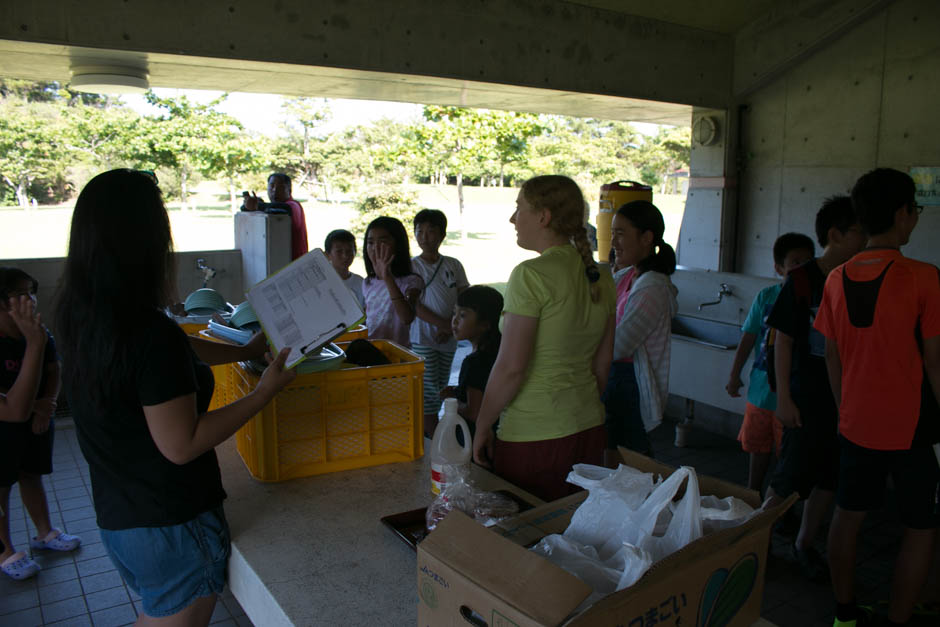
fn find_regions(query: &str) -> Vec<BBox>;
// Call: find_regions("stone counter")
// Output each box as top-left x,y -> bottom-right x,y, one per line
216,438 -> 777,627
216,437 -> 539,626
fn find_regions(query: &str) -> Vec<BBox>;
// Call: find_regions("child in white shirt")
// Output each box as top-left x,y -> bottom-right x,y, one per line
410,210 -> 469,425
324,229 -> 365,312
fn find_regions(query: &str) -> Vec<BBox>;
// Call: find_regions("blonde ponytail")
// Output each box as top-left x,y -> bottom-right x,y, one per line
571,227 -> 602,303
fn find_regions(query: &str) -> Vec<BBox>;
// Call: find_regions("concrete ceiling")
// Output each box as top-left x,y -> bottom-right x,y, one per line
0,1 -> 778,126
569,0 -> 778,35
0,39 -> 694,126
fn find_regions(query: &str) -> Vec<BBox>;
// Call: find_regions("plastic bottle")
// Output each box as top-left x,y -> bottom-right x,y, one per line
430,398 -> 472,496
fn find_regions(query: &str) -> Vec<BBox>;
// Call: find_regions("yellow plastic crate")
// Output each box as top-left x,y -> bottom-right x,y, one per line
233,340 -> 425,482
177,322 -> 232,411
335,324 -> 367,342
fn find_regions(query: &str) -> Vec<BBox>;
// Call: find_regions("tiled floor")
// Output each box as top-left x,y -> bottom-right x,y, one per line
2,418 -> 935,626
649,418 -> 937,627
0,424 -> 251,627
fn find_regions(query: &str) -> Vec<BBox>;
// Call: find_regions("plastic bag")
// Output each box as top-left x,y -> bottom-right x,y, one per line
472,491 -> 521,527
425,466 -> 520,532
426,467 -> 474,532
700,495 -> 756,534
564,464 -> 658,549
612,542 -> 654,590
530,535 -> 621,613
598,466 -> 703,562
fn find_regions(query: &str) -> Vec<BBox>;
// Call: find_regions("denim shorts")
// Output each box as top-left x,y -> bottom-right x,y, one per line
100,507 -> 230,617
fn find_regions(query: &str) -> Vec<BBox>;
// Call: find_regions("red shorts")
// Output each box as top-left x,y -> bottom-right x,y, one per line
737,403 -> 782,455
492,425 -> 606,502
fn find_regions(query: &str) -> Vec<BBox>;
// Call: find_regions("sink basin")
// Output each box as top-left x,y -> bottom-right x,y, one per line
671,315 -> 740,350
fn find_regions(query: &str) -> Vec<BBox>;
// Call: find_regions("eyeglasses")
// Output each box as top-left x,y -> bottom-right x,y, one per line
912,203 -> 924,215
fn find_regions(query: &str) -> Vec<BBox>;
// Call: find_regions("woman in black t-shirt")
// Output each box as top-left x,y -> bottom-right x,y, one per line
56,170 -> 295,625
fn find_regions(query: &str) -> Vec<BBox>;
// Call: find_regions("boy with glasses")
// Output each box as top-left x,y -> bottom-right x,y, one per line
816,168 -> 940,627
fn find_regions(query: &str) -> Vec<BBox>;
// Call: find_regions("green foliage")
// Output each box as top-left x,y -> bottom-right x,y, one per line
634,126 -> 692,188
0,79 -> 691,212
0,99 -> 72,207
350,187 -> 421,236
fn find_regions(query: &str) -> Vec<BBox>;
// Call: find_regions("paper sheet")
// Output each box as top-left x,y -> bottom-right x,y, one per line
247,249 -> 363,368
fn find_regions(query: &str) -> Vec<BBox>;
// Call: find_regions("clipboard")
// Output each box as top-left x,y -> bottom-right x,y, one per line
246,248 -> 364,369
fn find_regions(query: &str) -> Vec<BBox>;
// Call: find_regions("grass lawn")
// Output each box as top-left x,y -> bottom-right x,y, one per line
0,186 -> 686,287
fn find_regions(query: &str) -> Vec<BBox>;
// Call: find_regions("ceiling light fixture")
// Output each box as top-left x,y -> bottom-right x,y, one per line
69,65 -> 149,95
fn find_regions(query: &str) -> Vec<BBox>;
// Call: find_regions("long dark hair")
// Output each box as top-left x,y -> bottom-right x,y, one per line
616,201 -> 676,276
456,285 -> 503,354
56,169 -> 175,409
363,216 -> 413,278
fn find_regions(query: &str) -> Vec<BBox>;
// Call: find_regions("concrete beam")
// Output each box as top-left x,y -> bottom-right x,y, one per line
733,0 -> 895,98
0,0 -> 732,113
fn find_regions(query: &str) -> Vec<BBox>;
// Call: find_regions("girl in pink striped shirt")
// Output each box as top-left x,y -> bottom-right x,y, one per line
604,201 -> 678,460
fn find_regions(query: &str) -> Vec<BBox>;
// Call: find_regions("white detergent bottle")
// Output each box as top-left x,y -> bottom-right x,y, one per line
430,398 -> 472,496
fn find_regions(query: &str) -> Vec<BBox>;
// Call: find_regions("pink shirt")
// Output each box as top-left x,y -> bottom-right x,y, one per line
363,274 -> 425,347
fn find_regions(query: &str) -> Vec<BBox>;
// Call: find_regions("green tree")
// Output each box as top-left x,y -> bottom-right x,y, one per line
140,91 -> 255,208
63,103 -> 144,170
636,126 -> 691,190
350,186 -> 421,236
0,100 -> 71,207
201,125 -> 271,211
274,97 -> 333,197
488,110 -> 543,186
416,106 -> 474,231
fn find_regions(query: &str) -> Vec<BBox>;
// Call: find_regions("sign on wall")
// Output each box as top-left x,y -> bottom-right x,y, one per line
911,167 -> 940,206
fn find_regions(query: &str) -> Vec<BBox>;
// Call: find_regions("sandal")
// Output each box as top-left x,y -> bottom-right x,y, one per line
1,552 -> 41,580
29,529 -> 82,552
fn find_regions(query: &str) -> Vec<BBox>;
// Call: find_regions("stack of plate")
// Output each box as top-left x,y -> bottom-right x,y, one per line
230,301 -> 260,330
184,288 -> 230,316
207,320 -> 254,345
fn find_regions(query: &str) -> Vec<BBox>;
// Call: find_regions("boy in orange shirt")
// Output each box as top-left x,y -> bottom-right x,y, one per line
815,168 -> 940,627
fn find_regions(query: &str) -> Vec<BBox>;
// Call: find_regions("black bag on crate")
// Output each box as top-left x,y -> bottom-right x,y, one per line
344,339 -> 391,367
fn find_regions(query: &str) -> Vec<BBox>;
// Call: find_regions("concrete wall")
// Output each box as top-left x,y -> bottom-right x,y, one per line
10,249 -> 244,338
733,0 -> 940,276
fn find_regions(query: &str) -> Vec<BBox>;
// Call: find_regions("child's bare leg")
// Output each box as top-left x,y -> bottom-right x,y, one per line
748,451 -> 771,493
828,506 -> 866,605
0,485 -> 15,562
796,487 -> 833,550
887,526 -> 937,624
17,472 -> 52,540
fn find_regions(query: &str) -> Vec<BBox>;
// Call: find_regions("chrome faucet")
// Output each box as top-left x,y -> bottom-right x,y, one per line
698,283 -> 732,311
196,258 -> 217,288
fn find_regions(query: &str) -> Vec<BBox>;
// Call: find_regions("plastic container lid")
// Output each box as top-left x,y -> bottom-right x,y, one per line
294,343 -> 346,374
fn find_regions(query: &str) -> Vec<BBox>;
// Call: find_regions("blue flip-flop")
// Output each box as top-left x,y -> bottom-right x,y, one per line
1,552 -> 41,580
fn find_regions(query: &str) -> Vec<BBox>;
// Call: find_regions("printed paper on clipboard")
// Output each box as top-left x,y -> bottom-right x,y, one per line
246,249 -> 363,369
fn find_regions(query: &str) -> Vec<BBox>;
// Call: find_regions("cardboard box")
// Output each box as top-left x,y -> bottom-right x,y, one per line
416,449 -> 796,627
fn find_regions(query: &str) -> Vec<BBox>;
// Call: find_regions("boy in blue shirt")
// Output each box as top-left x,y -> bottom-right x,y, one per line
726,233 -> 815,493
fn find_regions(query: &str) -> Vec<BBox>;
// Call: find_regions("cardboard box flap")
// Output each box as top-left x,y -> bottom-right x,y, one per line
422,510 -> 593,625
